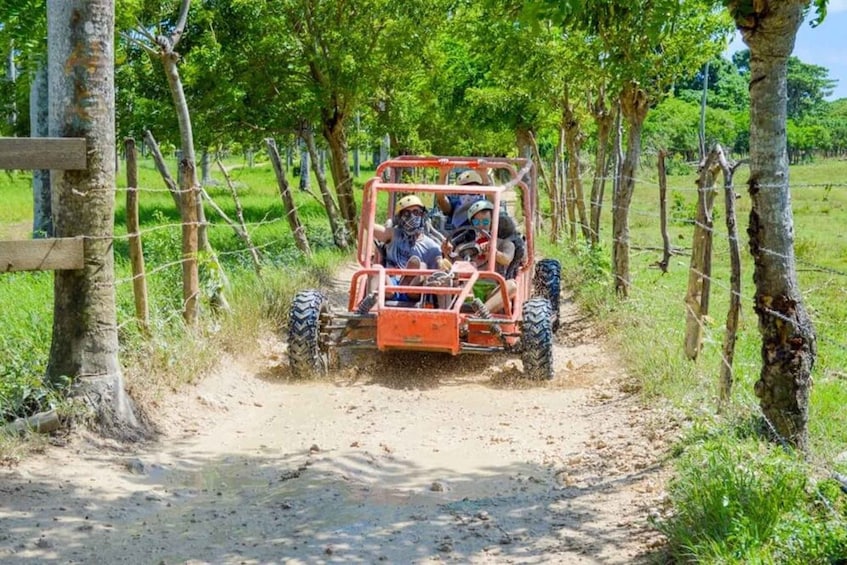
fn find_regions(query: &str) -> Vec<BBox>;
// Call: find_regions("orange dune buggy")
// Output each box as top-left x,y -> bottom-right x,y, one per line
287,156 -> 561,379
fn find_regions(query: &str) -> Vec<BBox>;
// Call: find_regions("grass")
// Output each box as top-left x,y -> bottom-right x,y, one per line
656,430 -> 847,563
2,152 -> 846,561
541,155 -> 847,563
0,152 -> 363,425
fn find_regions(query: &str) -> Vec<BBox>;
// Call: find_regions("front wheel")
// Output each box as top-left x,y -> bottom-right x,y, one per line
521,297 -> 553,380
533,259 -> 561,332
288,290 -> 331,378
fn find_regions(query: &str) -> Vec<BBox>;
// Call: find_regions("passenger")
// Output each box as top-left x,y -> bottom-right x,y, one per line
465,199 -> 517,313
436,169 -> 487,230
364,195 -> 450,305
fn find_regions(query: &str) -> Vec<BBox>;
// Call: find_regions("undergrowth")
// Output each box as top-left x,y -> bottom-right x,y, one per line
538,157 -> 847,563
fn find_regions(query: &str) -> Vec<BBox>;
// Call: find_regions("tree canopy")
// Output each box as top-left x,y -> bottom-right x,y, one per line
0,1 -> 844,159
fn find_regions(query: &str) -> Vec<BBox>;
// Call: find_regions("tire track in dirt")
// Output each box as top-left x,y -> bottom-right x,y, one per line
0,284 -> 675,563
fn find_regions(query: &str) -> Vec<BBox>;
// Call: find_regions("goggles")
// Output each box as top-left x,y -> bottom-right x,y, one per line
399,208 -> 425,219
471,217 -> 491,227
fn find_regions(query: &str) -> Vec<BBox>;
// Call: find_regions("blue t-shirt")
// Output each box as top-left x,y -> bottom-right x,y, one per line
385,233 -> 442,270
447,195 -> 485,229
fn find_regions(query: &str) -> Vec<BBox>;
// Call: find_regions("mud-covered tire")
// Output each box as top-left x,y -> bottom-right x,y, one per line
533,258 -> 561,332
521,297 -> 553,380
288,290 -> 330,378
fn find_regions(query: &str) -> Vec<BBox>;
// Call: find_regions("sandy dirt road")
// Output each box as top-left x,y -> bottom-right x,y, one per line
0,292 -> 672,564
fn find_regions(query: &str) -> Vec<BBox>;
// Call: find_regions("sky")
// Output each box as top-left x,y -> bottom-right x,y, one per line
727,0 -> 847,101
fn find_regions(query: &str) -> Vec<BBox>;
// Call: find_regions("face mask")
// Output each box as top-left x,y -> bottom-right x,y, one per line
398,208 -> 425,236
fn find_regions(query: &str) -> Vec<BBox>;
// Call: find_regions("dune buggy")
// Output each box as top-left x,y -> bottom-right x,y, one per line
287,156 -> 561,379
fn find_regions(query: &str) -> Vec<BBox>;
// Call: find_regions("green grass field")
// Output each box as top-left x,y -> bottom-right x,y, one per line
539,155 -> 847,562
2,153 -> 846,560
0,153 -> 358,421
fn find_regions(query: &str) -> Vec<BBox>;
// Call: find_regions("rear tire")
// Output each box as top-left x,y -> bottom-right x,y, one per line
521,297 -> 553,380
288,290 -> 330,378
534,259 -> 561,332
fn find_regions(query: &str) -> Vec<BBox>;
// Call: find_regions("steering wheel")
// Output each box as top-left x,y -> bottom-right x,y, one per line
449,227 -> 489,262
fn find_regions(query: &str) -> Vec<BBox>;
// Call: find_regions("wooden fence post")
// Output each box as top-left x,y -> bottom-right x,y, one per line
125,138 -> 149,333
684,148 -> 719,360
717,147 -> 745,411
657,150 -> 671,273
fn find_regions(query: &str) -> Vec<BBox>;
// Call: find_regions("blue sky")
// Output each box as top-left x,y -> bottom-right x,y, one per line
727,0 -> 847,101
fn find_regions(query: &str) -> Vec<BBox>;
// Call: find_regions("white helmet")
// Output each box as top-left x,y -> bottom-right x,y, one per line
394,194 -> 424,216
467,199 -> 494,221
456,170 -> 483,186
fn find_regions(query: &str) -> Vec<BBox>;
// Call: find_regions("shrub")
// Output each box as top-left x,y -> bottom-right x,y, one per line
657,433 -> 847,563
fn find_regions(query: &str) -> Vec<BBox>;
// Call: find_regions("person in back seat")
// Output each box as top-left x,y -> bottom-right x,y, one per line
436,170 -> 487,230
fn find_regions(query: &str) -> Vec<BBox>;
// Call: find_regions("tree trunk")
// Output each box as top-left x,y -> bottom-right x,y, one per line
589,90 -> 614,247
266,138 -> 312,257
563,91 -> 590,241
302,124 -> 347,249
353,113 -> 361,177
158,51 -> 200,324
30,63 -> 52,238
200,149 -> 213,186
529,129 -> 557,241
46,0 -> 140,438
613,83 -> 649,297
154,2 -> 229,317
717,146 -> 743,412
159,53 -> 210,249
551,129 -> 564,242
699,61 -> 709,161
7,47 -> 17,127
321,116 -> 357,243
379,133 -> 390,165
516,127 -> 540,229
298,138 -> 310,192
515,128 -> 533,161
735,0 -> 815,449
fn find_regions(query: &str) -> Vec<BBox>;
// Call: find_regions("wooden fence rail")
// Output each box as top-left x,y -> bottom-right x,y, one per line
0,137 -> 87,273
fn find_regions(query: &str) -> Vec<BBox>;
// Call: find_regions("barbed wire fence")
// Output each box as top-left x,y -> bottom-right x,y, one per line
6,138 -> 843,513
95,147 -> 847,384
545,152 -> 847,518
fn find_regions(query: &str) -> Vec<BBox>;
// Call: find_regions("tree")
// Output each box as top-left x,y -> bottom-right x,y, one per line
46,0 -> 140,437
786,55 -> 836,119
824,98 -> 847,157
724,0 -> 819,450
567,0 -> 731,296
123,0 -> 236,322
675,55 -> 750,113
268,0 -> 440,239
644,97 -> 740,160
